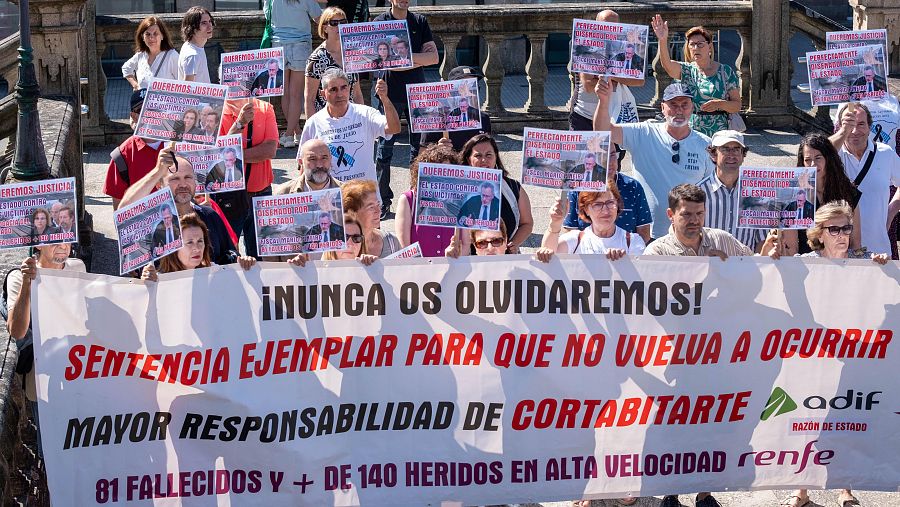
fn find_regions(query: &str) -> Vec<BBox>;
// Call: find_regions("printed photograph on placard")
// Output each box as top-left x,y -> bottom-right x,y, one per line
806,45 -> 887,106
407,79 -> 482,133
221,47 -> 285,99
339,20 -> 414,74
254,188 -> 346,256
385,241 -> 423,259
522,128 -> 610,191
133,78 -> 229,146
414,163 -> 502,231
175,134 -> 245,194
570,19 -> 649,80
0,178 -> 78,250
737,166 -> 817,229
114,188 -> 182,274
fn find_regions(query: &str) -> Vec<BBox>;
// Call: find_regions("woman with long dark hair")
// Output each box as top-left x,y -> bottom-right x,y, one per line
122,16 -> 179,90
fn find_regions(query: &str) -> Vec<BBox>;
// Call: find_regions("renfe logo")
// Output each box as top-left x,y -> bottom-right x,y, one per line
761,388 -> 881,420
738,440 -> 834,474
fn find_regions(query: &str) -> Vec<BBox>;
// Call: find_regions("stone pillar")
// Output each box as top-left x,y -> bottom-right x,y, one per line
849,0 -> 900,71
735,28 -> 751,110
80,0 -> 107,140
439,33 -> 462,81
524,32 -> 548,114
481,34 -> 506,117
748,0 -> 793,120
27,0 -> 88,102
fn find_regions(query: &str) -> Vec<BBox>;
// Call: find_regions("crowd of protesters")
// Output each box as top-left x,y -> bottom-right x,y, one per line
8,2 -> 900,506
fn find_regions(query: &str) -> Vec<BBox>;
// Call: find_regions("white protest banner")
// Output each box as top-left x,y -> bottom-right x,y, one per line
826,29 -> 890,73
114,188 -> 182,274
175,134 -> 246,194
339,20 -> 413,74
407,79 -> 482,133
738,166 -> 817,229
32,256 -> 900,506
221,47 -> 285,99
385,241 -> 422,259
0,178 -> 78,249
134,79 -> 228,146
522,128 -> 611,191
415,163 -> 502,231
571,19 -> 649,80
253,188 -> 345,256
806,45 -> 888,106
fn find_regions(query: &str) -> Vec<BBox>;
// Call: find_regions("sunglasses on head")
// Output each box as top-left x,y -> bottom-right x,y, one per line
346,233 -> 363,244
474,238 -> 505,249
671,141 -> 680,164
825,224 -> 853,236
327,18 -> 348,26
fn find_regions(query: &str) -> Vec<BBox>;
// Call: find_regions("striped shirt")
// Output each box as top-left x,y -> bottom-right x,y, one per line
644,227 -> 754,257
697,173 -> 765,251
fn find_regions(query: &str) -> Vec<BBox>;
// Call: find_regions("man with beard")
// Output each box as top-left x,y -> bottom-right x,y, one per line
119,146 -> 238,265
276,139 -> 342,195
595,81 -> 714,239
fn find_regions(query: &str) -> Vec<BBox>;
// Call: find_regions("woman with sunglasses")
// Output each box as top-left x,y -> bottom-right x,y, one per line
651,16 -> 741,137
342,179 -> 401,258
537,183 -> 645,262
445,221 -> 510,258
459,133 -> 533,253
305,7 -> 364,120
319,213 -> 378,265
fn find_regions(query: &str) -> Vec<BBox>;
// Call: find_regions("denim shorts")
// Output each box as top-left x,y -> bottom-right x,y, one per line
275,41 -> 312,72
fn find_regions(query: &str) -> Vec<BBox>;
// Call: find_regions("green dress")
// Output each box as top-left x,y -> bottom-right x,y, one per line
678,61 -> 739,137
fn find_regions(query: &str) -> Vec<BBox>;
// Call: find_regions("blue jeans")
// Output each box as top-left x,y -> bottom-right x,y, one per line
227,186 -> 272,259
374,95 -> 420,208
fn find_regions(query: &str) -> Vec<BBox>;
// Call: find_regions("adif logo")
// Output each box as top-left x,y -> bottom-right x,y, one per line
761,387 -> 797,421
761,388 -> 881,420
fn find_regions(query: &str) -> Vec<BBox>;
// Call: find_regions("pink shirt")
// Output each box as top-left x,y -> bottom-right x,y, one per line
403,190 -> 452,257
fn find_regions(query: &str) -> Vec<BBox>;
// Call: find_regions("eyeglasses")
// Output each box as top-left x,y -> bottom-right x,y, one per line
588,200 -> 618,212
327,18 -> 348,26
347,234 -> 364,244
671,141 -> 680,164
825,224 -> 853,236
474,238 -> 505,249
688,41 -> 708,48
717,146 -> 744,154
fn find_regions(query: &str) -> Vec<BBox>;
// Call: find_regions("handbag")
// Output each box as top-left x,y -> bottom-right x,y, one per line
260,0 -> 274,49
729,112 -> 747,132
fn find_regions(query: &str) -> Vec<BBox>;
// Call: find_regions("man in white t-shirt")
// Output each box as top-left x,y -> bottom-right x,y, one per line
830,103 -> 900,255
300,68 -> 400,183
178,6 -> 214,83
595,80 -> 714,239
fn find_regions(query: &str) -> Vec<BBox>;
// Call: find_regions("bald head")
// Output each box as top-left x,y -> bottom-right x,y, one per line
299,139 -> 333,187
597,9 -> 619,22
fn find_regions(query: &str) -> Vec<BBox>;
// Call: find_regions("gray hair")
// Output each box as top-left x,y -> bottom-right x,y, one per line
320,68 -> 350,90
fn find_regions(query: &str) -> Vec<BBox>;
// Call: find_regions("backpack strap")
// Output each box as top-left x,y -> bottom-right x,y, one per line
573,230 -> 585,253
625,231 -> 631,249
110,146 -> 130,185
852,149 -> 876,188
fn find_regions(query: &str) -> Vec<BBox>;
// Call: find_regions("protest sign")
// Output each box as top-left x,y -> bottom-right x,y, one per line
339,20 -> 413,73
0,178 -> 78,250
826,29 -> 890,72
831,95 -> 900,151
414,163 -> 502,231
221,47 -> 285,99
522,128 -> 611,191
571,19 -> 649,79
175,134 -> 245,194
385,241 -> 422,259
737,166 -> 817,229
253,188 -> 346,256
33,256 -> 900,506
407,79 -> 482,133
134,78 -> 228,146
806,45 -> 887,106
113,187 -> 182,274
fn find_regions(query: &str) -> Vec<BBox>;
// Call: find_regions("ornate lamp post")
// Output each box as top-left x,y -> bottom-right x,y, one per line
10,0 -> 50,181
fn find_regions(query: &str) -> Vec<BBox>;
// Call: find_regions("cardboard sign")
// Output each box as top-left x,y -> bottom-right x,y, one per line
806,45 -> 888,106
414,163 -> 503,231
114,188 -> 182,274
407,79 -> 482,133
571,19 -> 649,80
0,178 -> 78,249
254,188 -> 346,256
738,166 -> 817,229
134,79 -> 228,146
221,47 -> 286,99
522,128 -> 611,191
340,20 -> 414,73
175,134 -> 246,194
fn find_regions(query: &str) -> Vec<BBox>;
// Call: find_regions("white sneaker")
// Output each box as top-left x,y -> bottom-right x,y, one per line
279,133 -> 297,148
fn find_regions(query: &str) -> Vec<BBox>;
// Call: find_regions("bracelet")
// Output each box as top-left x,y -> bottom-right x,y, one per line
548,229 -> 561,234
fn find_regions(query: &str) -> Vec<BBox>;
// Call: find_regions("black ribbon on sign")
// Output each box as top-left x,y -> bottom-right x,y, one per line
873,124 -> 883,144
336,145 -> 349,167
